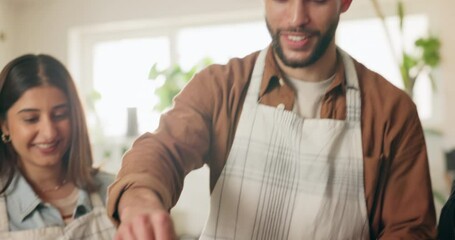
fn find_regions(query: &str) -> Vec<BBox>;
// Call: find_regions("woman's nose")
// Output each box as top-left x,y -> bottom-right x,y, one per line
39,117 -> 58,141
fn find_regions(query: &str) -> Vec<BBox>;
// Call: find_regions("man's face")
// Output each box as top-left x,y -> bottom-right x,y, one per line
265,0 -> 351,68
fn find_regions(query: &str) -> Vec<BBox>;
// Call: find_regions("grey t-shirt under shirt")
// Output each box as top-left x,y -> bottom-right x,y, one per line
287,74 -> 335,118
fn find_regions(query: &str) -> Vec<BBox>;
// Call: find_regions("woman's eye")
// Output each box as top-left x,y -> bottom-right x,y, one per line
23,117 -> 39,123
53,111 -> 69,120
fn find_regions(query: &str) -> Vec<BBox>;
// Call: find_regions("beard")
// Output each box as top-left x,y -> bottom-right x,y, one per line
266,17 -> 339,68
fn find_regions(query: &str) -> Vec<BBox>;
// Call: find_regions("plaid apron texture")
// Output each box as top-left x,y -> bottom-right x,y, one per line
200,48 -> 369,240
0,191 -> 115,240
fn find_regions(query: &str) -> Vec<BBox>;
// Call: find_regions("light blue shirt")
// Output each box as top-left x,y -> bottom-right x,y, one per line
4,171 -> 114,231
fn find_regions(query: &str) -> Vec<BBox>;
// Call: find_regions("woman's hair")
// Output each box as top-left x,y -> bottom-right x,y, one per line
0,54 -> 98,194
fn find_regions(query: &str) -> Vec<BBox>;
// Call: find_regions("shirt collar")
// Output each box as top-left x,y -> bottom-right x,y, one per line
327,53 -> 347,95
5,172 -> 93,222
75,188 -> 92,218
259,45 -> 347,98
259,46 -> 283,98
6,172 -> 42,222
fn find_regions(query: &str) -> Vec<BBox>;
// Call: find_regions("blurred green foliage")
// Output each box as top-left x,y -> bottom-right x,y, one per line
148,58 -> 213,112
371,0 -> 441,97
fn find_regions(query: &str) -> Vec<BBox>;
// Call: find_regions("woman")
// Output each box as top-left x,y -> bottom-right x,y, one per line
0,54 -> 115,239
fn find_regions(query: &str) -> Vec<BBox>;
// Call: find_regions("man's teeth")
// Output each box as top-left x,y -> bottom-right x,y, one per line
288,35 -> 307,41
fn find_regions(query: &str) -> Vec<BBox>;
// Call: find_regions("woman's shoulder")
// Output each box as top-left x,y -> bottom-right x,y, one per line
95,171 -> 115,184
94,171 -> 116,203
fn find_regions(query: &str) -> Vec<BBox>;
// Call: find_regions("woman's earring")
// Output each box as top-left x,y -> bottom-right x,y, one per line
1,133 -> 11,143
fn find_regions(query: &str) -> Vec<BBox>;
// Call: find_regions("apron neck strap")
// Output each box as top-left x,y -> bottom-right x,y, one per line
89,192 -> 104,208
338,48 -> 361,122
0,197 -> 9,232
244,48 -> 268,106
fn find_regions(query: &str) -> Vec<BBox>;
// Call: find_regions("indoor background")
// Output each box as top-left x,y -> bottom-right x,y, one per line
1,0 -> 454,238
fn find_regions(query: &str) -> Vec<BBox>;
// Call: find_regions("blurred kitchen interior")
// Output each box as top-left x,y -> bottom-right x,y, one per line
1,0 -> 454,238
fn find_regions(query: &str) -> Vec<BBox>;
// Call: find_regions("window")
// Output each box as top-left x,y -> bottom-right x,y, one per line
72,17 -> 269,172
337,14 -> 434,120
72,11 -> 436,170
177,21 -> 270,69
88,21 -> 270,140
92,37 -> 170,136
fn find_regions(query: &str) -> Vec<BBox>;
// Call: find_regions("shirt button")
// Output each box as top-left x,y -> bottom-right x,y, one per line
277,103 -> 285,110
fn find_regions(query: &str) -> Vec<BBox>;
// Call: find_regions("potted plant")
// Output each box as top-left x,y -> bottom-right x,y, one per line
370,0 -> 441,98
371,0 -> 447,206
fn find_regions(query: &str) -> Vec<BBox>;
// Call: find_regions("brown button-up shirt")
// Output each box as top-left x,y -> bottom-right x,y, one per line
108,47 -> 436,239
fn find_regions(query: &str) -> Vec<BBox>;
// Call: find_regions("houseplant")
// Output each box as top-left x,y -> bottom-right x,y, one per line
148,58 -> 212,112
370,0 -> 441,98
371,0 -> 446,205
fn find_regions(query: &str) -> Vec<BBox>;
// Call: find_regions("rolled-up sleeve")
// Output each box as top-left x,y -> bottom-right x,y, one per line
107,70 -> 217,224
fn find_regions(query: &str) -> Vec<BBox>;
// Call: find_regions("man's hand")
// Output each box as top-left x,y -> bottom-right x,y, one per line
114,188 -> 177,240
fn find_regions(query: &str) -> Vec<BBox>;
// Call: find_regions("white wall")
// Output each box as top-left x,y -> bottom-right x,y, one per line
433,0 -> 455,148
427,0 -> 455,214
0,0 -> 14,67
10,0 -> 263,64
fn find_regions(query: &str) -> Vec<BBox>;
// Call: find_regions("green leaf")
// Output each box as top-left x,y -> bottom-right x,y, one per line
89,89 -> 102,102
402,53 -> 418,72
149,58 -> 213,112
415,37 -> 441,67
371,0 -> 441,96
148,63 -> 161,80
397,1 -> 405,31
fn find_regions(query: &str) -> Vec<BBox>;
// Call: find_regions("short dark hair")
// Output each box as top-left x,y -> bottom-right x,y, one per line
0,54 -> 98,194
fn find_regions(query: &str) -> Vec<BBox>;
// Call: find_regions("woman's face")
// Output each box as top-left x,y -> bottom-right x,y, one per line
1,86 -> 71,171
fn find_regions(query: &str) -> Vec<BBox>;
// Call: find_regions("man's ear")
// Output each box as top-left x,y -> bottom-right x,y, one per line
340,0 -> 353,13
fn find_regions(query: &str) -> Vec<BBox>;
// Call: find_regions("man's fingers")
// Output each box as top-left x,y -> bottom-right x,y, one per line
131,214 -> 155,240
151,211 -> 176,240
115,222 -> 136,240
114,211 -> 175,240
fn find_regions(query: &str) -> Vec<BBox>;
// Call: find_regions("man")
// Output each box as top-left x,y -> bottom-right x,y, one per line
108,0 -> 437,239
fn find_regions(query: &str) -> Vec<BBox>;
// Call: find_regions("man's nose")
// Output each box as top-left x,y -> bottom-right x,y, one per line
290,1 -> 310,27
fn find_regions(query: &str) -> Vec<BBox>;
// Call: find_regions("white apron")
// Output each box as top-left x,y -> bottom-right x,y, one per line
200,48 -> 370,240
0,192 -> 116,240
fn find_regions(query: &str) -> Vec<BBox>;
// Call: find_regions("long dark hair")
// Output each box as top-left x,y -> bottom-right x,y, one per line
0,54 -> 98,194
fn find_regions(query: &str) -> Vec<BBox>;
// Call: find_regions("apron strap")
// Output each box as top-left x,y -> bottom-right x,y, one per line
0,197 -> 9,232
0,178 -> 10,232
89,192 -> 104,208
338,48 -> 361,123
244,48 -> 268,106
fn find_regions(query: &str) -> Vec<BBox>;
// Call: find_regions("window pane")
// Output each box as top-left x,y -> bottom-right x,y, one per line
92,37 -> 170,137
177,21 -> 271,68
337,15 -> 432,119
